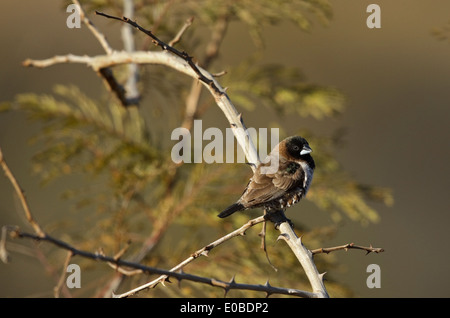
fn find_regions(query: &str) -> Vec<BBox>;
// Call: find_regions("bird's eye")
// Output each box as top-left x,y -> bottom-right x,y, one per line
292,145 -> 299,151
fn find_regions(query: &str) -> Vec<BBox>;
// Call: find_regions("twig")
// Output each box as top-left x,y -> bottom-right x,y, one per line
258,210 -> 278,272
72,0 -> 113,55
95,11 -> 220,93
121,0 -> 140,105
71,1 -> 139,106
169,16 -> 194,47
311,243 -> 384,255
181,13 -> 228,131
98,67 -> 129,106
54,251 -> 74,298
0,147 -> 44,237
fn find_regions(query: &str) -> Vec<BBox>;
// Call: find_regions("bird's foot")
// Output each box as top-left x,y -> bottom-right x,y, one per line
264,210 -> 294,229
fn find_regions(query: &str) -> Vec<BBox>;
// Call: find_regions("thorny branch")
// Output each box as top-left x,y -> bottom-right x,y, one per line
0,148 -> 44,237
95,11 -> 221,95
311,243 -> 384,255
1,225 -> 314,298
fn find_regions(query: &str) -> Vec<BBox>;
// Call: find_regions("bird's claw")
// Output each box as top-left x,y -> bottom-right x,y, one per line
264,210 -> 294,229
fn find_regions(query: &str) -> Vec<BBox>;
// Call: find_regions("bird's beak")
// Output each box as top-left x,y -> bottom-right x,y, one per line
300,145 -> 312,155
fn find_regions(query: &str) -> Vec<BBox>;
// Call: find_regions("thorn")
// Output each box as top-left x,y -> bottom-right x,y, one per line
264,280 -> 272,288
277,233 -> 289,242
246,162 -> 257,169
229,275 -> 236,286
96,247 -> 105,257
201,250 -> 209,257
212,70 -> 227,77
237,113 -> 243,124
319,272 -> 327,282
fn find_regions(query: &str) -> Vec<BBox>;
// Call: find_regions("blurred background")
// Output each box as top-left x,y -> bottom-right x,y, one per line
0,0 -> 449,298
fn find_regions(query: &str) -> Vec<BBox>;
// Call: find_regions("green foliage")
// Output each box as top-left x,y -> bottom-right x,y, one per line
223,59 -> 346,118
3,0 -> 393,297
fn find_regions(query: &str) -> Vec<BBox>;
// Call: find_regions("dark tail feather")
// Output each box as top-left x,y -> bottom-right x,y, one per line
218,203 -> 244,218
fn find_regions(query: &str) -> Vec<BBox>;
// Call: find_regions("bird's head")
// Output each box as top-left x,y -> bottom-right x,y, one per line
283,136 -> 312,160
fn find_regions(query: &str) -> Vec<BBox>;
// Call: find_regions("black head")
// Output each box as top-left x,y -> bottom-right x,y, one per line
284,136 -> 313,160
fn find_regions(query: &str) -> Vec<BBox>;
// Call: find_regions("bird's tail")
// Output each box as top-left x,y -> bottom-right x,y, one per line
217,203 -> 244,218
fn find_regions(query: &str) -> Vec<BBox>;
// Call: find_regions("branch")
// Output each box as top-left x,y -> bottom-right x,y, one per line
121,0 -> 140,104
182,14 -> 228,131
54,251 -> 74,298
70,1 -> 140,106
24,56 -> 259,169
72,0 -> 112,55
311,243 -> 384,255
169,16 -> 194,47
1,226 -> 315,298
276,222 -> 329,298
0,148 -> 44,237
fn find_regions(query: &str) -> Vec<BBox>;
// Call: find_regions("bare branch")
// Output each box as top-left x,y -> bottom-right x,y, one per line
72,0 -> 113,55
169,16 -> 194,47
0,148 -> 44,237
54,251 -> 73,298
121,0 -> 140,104
277,222 -> 329,298
311,243 -> 384,255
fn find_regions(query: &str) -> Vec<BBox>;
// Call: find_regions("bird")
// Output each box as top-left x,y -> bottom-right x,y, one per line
218,136 -> 315,219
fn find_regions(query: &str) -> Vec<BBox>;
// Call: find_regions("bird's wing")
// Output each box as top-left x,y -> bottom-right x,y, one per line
240,159 -> 305,207
240,172 -> 285,206
269,165 -> 305,191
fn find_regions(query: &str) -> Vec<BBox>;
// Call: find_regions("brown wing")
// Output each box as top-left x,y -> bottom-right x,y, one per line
239,157 -> 305,208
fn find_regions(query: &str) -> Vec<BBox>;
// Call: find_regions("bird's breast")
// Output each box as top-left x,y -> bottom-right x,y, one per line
298,161 -> 314,193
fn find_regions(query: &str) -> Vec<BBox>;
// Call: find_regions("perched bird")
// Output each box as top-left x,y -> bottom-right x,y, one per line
218,136 -> 315,219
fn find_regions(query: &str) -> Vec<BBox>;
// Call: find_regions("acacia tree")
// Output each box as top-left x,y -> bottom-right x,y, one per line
0,0 -> 391,297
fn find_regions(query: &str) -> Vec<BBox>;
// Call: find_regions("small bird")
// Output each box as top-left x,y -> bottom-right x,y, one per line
218,136 -> 315,219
